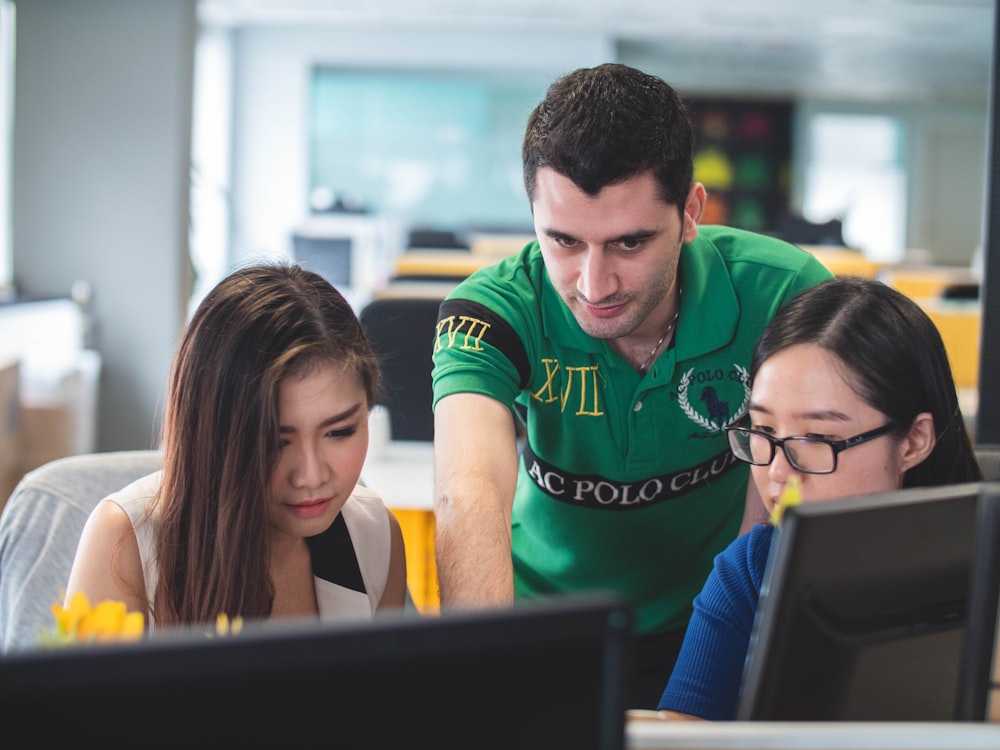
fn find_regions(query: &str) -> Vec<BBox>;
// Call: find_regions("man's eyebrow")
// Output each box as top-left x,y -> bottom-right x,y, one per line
608,229 -> 659,244
541,227 -> 660,244
542,227 -> 577,242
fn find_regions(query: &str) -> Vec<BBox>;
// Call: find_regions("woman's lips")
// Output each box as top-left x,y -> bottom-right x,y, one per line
287,497 -> 332,518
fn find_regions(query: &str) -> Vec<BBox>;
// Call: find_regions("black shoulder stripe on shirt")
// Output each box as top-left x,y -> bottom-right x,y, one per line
436,298 -> 530,389
306,513 -> 366,593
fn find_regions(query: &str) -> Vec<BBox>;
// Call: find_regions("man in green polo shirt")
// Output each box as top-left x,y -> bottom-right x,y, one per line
430,63 -> 832,708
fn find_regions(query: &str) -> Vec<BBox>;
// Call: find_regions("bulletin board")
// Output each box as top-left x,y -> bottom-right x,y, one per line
686,98 -> 794,234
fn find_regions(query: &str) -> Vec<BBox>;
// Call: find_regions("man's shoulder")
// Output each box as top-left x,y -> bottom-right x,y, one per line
698,225 -> 816,267
694,225 -> 833,293
444,240 -> 546,312
459,237 -> 538,275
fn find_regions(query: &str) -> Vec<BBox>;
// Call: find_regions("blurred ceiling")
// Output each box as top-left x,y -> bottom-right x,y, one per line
199,0 -> 995,104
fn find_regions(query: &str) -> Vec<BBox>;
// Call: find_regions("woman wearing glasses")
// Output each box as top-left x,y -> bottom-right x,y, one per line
654,275 -> 981,721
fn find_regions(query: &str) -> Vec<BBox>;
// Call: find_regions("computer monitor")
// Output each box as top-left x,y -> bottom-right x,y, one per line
291,213 -> 404,311
0,594 -> 632,749
956,482 -> 1000,721
736,481 -> 983,721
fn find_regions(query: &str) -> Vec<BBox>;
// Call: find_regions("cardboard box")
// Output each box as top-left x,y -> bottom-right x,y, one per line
19,403 -> 74,476
0,359 -> 22,513
0,358 -> 21,475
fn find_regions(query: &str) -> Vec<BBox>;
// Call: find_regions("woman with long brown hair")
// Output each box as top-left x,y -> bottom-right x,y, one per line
65,263 -> 407,629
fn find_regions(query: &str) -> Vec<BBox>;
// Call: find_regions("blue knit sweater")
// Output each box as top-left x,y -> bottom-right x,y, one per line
656,523 -> 774,720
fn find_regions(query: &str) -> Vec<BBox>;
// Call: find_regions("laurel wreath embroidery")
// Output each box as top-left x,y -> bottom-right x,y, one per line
678,365 -> 750,431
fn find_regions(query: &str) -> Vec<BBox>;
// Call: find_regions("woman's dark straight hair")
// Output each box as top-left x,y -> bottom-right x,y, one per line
750,276 -> 981,487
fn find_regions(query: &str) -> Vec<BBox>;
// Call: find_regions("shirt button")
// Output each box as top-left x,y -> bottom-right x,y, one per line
634,401 -> 643,412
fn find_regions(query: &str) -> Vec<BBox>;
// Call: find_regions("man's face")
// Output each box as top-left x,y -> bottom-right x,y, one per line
531,167 -> 700,342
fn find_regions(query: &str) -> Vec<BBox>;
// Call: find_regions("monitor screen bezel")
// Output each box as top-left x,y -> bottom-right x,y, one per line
736,481 -> 984,721
956,481 -> 1000,720
0,593 -> 632,749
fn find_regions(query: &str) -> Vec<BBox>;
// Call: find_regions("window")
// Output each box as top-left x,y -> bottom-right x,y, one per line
803,113 -> 906,263
308,69 -> 545,232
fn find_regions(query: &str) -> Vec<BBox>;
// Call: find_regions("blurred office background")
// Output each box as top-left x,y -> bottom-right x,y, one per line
0,0 -> 992,494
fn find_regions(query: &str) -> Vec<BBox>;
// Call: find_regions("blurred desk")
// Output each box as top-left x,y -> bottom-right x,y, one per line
362,440 -> 438,612
362,440 -> 434,510
393,238 -> 527,281
801,246 -> 884,278
882,265 -> 978,300
916,299 -> 981,391
469,233 -> 534,258
373,280 -> 459,300
394,250 -> 494,280
626,720 -> 1000,749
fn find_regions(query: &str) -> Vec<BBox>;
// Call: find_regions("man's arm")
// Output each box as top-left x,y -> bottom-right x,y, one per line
433,392 -> 520,607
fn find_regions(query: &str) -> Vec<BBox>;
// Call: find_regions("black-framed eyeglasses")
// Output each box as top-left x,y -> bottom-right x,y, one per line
724,421 -> 901,475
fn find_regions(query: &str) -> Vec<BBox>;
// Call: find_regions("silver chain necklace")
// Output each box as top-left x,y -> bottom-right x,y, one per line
636,309 -> 679,374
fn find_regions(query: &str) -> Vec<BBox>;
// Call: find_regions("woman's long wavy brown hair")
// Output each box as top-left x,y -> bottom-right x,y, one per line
152,263 -> 381,627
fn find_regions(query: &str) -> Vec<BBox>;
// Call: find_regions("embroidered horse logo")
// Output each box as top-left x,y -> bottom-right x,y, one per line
700,386 -> 730,425
678,365 -> 750,432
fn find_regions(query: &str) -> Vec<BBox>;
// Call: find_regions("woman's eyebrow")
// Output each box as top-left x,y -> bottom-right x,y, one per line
279,402 -> 364,433
748,401 -> 851,422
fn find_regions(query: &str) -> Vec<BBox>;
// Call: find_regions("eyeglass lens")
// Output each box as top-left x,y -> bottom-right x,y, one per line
729,429 -> 836,473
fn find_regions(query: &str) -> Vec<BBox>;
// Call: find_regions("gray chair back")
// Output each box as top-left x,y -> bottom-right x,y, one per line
0,450 -> 163,653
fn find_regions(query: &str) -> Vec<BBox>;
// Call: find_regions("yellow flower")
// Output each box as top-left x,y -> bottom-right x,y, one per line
51,591 -> 92,639
48,592 -> 144,646
770,475 -> 802,526
215,613 -> 244,637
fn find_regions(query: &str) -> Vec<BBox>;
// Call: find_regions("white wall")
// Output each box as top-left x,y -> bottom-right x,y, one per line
12,0 -> 196,451
791,100 -> 988,267
225,24 -> 990,277
908,110 -> 989,266
226,25 -> 614,270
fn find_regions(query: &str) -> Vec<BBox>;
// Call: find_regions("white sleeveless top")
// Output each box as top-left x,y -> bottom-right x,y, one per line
106,470 -> 391,630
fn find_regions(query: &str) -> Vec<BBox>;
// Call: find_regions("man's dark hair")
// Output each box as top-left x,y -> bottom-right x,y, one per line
522,63 -> 694,207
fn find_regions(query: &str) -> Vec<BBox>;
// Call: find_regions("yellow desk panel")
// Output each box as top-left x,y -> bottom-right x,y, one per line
362,439 -> 439,612
469,234 -> 534,259
800,246 -> 884,279
394,251 -> 492,280
392,507 -> 439,613
921,302 -> 981,390
882,266 -> 978,300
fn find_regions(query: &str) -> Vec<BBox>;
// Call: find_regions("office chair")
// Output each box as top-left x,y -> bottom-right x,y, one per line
0,449 -> 163,653
0,449 -> 421,654
777,215 -> 845,247
359,294 -> 443,442
941,282 -> 980,301
405,226 -> 468,251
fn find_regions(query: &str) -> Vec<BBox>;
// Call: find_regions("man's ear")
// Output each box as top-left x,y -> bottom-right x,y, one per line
682,184 -> 706,243
899,411 -> 936,472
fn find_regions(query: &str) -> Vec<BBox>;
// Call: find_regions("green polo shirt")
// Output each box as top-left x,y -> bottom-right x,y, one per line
431,226 -> 832,634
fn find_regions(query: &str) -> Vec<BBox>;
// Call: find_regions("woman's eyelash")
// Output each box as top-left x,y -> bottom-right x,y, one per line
327,426 -> 358,439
